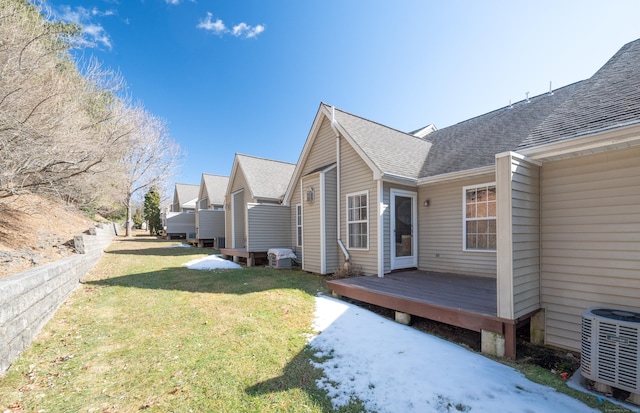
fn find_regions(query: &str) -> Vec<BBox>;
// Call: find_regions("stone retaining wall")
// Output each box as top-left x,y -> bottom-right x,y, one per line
0,223 -> 117,373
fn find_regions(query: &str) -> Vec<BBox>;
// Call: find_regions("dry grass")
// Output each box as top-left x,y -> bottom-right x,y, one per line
0,194 -> 94,278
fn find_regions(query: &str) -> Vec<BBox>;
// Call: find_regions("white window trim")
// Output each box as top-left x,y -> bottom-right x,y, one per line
346,190 -> 369,251
296,204 -> 302,247
462,182 -> 497,252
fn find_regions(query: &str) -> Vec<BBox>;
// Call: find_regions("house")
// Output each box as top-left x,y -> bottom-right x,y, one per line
283,103 -> 433,276
221,154 -> 296,266
300,38 -> 640,362
195,173 -> 229,248
165,182 -> 199,239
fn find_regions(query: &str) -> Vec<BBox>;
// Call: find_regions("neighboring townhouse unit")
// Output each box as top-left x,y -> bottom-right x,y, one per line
300,38 -> 640,364
165,182 -> 199,239
195,173 -> 229,248
221,153 -> 296,266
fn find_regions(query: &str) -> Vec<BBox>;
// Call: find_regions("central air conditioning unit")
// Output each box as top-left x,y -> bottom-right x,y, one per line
581,307 -> 640,396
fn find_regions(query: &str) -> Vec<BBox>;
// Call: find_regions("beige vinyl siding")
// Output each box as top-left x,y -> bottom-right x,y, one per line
302,174 -> 321,274
510,157 -> 541,318
418,174 -> 496,277
196,210 -> 225,239
246,204 -> 291,251
301,118 -> 337,175
325,168 -> 339,273
541,146 -> 640,351
339,139 -> 378,275
229,167 -> 250,248
224,194 -> 232,243
232,190 -> 245,248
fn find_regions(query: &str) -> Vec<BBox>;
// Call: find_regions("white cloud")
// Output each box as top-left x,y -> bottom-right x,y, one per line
55,5 -> 113,50
197,12 -> 227,35
197,12 -> 264,39
165,0 -> 181,4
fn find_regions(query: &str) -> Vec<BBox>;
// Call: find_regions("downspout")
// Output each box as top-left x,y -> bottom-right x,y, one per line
331,106 -> 350,270
377,179 -> 384,278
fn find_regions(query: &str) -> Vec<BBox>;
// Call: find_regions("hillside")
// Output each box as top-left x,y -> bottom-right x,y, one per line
0,194 -> 99,279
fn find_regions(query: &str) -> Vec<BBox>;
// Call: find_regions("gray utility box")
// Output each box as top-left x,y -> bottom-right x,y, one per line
267,248 -> 296,269
268,256 -> 292,268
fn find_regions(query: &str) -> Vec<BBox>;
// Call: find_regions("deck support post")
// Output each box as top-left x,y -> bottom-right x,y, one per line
247,254 -> 255,267
504,323 -> 516,359
481,330 -> 505,358
233,256 -> 240,263
331,290 -> 342,299
395,311 -> 411,325
530,309 -> 545,346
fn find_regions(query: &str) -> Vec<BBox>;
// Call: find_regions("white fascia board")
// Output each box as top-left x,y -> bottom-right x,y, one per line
225,156 -> 241,197
519,122 -> 640,162
495,151 -> 542,166
380,173 -> 418,187
417,165 -> 495,186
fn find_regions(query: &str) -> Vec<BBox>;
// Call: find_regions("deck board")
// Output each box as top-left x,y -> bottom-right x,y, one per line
326,271 -> 537,359
328,271 -> 497,316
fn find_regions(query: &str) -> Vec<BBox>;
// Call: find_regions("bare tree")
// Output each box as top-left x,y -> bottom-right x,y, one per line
0,0 -> 181,225
119,105 -> 183,236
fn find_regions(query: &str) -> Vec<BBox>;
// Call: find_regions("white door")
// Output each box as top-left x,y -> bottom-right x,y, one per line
390,189 -> 417,270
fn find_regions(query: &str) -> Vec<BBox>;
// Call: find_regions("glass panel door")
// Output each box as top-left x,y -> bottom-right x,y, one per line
391,190 -> 417,269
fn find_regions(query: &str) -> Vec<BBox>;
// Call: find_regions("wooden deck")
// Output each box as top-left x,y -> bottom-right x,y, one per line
219,248 -> 267,267
327,271 -> 535,359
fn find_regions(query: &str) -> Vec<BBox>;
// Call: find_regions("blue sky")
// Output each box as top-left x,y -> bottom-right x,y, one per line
45,0 -> 640,198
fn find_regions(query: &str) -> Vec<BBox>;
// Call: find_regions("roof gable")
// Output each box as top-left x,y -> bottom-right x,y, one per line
229,154 -> 295,201
285,103 -> 432,203
174,183 -> 199,208
329,104 -> 432,181
199,173 -> 229,205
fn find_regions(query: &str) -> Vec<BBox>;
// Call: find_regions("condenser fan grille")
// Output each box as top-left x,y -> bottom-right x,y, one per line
581,307 -> 640,394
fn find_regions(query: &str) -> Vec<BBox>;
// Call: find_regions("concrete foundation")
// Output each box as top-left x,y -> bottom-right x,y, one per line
481,329 -> 505,358
530,309 -> 546,346
395,311 -> 412,325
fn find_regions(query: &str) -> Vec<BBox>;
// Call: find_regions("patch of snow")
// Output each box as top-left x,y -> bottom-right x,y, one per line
183,254 -> 242,270
166,243 -> 191,248
309,295 -> 600,413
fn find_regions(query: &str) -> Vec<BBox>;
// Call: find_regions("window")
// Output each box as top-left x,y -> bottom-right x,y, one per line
463,183 -> 496,251
347,191 -> 368,249
198,198 -> 208,210
296,204 -> 302,247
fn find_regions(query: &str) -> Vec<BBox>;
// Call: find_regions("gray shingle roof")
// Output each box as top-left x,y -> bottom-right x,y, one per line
201,174 -> 229,205
418,82 -> 583,178
419,38 -> 640,178
325,103 -> 432,180
236,154 -> 295,200
174,183 -> 200,207
519,38 -> 640,149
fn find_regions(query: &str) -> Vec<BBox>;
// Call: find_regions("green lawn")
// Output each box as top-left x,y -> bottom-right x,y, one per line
0,236 -> 365,412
